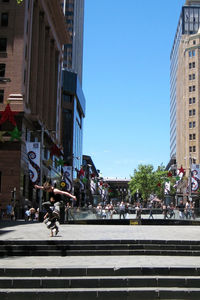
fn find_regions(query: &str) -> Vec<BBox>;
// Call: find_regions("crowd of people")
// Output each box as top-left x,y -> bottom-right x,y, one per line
90,199 -> 197,220
1,187 -> 197,233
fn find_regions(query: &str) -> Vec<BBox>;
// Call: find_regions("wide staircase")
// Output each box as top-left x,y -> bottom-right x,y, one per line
0,238 -> 200,299
0,239 -> 200,256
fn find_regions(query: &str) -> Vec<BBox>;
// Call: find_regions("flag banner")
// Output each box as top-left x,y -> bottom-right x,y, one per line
62,166 -> 72,192
191,164 -> 200,192
26,142 -> 41,184
90,179 -> 96,194
164,181 -> 170,194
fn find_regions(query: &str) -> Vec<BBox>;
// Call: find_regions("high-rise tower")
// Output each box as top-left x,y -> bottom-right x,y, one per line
61,0 -> 86,195
170,0 -> 200,173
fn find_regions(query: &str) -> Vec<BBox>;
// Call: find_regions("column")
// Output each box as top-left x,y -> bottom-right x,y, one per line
36,11 -> 45,121
42,26 -> 50,125
29,2 -> 39,114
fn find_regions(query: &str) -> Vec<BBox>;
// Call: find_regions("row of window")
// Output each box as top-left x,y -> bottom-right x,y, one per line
189,62 -> 195,69
189,121 -> 196,128
0,38 -> 7,52
189,133 -> 196,140
189,97 -> 195,104
0,89 -> 4,103
189,50 -> 195,57
189,109 -> 196,116
189,74 -> 195,80
189,85 -> 195,92
189,146 -> 196,153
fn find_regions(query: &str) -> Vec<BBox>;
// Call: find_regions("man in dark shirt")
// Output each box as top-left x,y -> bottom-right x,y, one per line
177,200 -> 185,219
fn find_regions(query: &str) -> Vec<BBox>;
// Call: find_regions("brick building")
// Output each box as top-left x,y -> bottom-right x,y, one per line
0,0 -> 70,214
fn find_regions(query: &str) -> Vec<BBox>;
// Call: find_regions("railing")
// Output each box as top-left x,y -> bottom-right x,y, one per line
64,207 -> 200,222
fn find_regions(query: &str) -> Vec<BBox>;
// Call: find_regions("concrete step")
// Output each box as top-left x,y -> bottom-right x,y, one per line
1,239 -> 200,257
1,243 -> 200,250
1,287 -> 200,300
0,249 -> 200,257
1,267 -> 200,277
0,276 -> 200,288
1,239 -> 200,245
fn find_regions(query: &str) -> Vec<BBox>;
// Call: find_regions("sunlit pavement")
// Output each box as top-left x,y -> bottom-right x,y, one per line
0,222 -> 200,269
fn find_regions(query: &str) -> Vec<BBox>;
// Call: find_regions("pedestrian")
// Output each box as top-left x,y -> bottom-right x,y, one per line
6,202 -> 14,220
34,181 -> 76,236
148,201 -> 154,219
177,200 -> 185,219
119,201 -> 126,219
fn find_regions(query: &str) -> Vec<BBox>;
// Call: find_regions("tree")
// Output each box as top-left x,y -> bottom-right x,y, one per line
129,164 -> 170,202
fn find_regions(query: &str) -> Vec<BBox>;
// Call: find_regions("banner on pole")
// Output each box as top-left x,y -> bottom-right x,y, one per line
26,142 -> 41,184
191,164 -> 200,192
62,166 -> 72,192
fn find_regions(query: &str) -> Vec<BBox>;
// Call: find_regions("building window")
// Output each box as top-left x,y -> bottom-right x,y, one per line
189,74 -> 192,80
193,109 -> 196,115
193,121 -> 196,127
189,51 -> 192,57
193,97 -> 196,103
1,13 -> 8,27
189,122 -> 192,128
0,38 -> 7,52
189,98 -> 192,104
0,89 -> 4,103
192,50 -> 195,56
189,110 -> 192,116
193,85 -> 195,91
193,146 -> 196,152
189,86 -> 192,92
193,74 -> 195,80
63,94 -> 71,103
189,63 -> 192,69
193,134 -> 196,140
193,159 -> 196,163
189,146 -> 192,152
193,62 -> 195,68
0,63 -> 5,77
189,134 -> 192,140
193,40 -> 196,45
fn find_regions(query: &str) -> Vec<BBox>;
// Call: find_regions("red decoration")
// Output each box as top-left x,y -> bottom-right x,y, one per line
50,144 -> 62,158
78,168 -> 85,177
0,103 -> 18,126
178,166 -> 185,175
99,181 -> 103,186
167,172 -> 173,177
157,183 -> 161,187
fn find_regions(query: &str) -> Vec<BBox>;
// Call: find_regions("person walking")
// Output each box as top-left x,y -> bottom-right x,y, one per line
119,201 -> 126,219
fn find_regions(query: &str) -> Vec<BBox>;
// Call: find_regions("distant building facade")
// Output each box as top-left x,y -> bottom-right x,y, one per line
170,0 -> 200,174
0,0 -> 69,213
62,0 -> 85,188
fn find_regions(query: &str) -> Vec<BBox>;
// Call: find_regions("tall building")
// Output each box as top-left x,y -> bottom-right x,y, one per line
62,0 -> 85,193
63,0 -> 84,84
0,0 -> 69,213
170,0 -> 200,173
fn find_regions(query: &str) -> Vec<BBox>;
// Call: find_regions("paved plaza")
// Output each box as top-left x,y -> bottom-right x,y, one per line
0,222 -> 200,269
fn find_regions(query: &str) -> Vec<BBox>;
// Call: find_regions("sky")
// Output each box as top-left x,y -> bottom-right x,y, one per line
82,0 -> 185,179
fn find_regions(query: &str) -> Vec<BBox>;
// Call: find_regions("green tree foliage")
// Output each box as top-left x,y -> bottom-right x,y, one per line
129,164 -> 174,202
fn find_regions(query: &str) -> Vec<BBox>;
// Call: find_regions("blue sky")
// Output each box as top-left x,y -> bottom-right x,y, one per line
82,0 -> 185,179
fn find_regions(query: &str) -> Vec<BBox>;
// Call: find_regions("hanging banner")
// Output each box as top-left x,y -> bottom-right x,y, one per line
62,166 -> 72,192
164,181 -> 171,195
26,142 -> 41,184
191,164 -> 200,192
